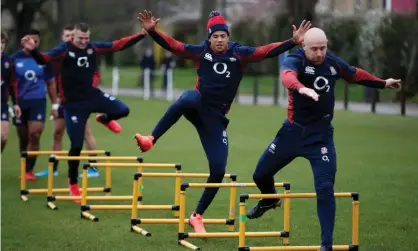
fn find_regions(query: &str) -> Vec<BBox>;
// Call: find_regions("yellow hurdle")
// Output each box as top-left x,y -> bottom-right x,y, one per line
44,155 -> 144,209
238,193 -> 360,251
79,164 -> 184,221
177,182 -> 290,250
130,172 -> 237,237
20,150 -> 111,201
47,159 -> 180,212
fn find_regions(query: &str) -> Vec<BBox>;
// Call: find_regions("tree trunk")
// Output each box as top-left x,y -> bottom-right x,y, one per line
3,0 -> 48,50
198,0 -> 217,42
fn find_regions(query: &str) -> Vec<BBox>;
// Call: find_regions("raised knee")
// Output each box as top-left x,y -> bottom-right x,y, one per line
121,106 -> 130,117
315,181 -> 334,199
178,90 -> 200,108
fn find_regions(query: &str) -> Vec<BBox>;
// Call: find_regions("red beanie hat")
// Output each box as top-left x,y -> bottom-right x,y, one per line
206,11 -> 229,39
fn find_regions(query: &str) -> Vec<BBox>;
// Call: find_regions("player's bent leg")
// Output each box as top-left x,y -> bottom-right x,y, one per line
247,136 -> 297,219
134,89 -> 200,152
82,120 -> 99,178
1,121 -> 10,152
95,93 -> 130,133
305,141 -> 337,250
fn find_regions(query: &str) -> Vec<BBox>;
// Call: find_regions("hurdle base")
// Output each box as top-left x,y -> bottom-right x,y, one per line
81,211 -> 99,222
239,245 -> 358,251
131,225 -> 151,237
21,195 -> 29,201
47,202 -> 57,210
178,239 -> 200,251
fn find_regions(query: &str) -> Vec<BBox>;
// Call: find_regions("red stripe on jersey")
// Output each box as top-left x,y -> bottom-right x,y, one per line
287,89 -> 295,123
194,58 -> 201,90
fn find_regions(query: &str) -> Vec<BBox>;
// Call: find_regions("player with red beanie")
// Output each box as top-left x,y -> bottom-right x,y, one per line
135,10 -> 311,233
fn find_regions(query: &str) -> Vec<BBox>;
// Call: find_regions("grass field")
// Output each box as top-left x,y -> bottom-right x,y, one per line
100,67 -> 410,103
2,98 -> 418,251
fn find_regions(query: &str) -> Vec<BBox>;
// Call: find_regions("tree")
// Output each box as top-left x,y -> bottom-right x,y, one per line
1,0 -> 53,50
198,0 -> 217,42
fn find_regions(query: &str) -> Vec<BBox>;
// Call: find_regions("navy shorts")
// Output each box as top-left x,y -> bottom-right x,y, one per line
13,98 -> 47,126
1,103 -> 9,121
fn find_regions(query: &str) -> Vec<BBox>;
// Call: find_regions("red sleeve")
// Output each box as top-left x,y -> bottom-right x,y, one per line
280,70 -> 305,91
93,32 -> 146,54
148,30 -> 203,59
343,68 -> 386,88
235,40 -> 295,62
92,71 -> 101,87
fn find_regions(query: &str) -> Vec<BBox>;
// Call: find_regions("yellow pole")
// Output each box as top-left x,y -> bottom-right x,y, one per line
174,170 -> 181,217
105,160 -> 111,196
81,167 -> 88,205
238,202 -> 246,248
131,177 -> 139,219
138,166 -> 144,205
46,160 -> 57,209
352,200 -> 359,245
228,179 -> 237,232
178,190 -> 186,234
283,188 -> 291,245
20,157 -> 26,190
47,160 -> 54,198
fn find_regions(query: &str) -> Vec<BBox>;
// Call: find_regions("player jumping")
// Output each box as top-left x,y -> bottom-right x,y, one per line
21,22 -> 146,201
34,25 -> 100,178
134,10 -> 311,233
245,28 -> 401,251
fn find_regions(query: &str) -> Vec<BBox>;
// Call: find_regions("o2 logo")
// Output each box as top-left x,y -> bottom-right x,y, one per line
213,62 -> 231,78
24,70 -> 37,82
313,76 -> 330,92
77,57 -> 90,68
222,130 -> 228,145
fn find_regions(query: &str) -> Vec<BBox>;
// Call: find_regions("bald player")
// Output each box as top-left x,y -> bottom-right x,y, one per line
246,28 -> 401,251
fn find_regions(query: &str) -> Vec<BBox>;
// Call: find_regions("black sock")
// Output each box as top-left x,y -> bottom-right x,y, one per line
68,147 -> 82,184
26,156 -> 37,172
53,161 -> 59,172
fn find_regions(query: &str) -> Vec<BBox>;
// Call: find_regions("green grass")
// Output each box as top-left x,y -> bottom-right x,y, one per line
100,66 -> 405,102
2,98 -> 418,251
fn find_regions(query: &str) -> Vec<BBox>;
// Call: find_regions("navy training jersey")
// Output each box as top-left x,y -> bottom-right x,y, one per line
1,54 -> 17,104
148,30 -> 296,112
10,50 -> 54,101
281,48 -> 385,125
30,32 -> 146,102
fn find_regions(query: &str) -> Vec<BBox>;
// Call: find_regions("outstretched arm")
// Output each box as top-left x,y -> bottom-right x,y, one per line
334,55 -> 400,89
92,32 -> 146,53
138,11 -> 203,59
235,40 -> 296,63
234,20 -> 311,63
21,37 -> 68,65
147,30 -> 203,59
